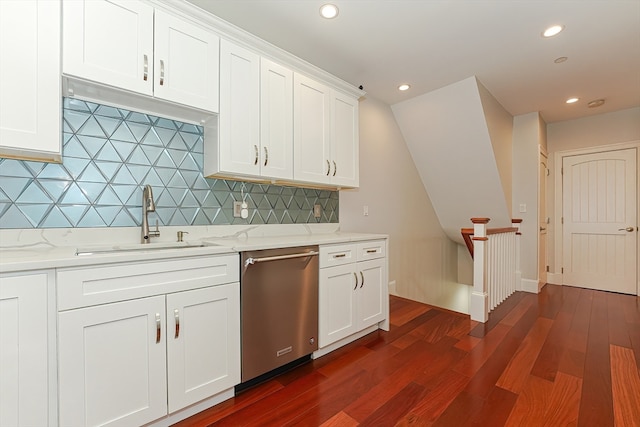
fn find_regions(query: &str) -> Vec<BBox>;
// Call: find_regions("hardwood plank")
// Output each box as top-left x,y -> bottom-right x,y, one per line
430,390 -> 486,426
627,321 -> 640,371
342,340 -> 440,422
391,298 -> 432,326
504,374 -> 554,427
610,344 -> 640,427
496,316 -> 553,393
577,291 -> 614,427
358,382 -> 427,427
499,292 -> 536,327
541,371 -> 582,427
468,386 -> 518,427
558,348 -> 586,379
530,310 -> 574,382
453,323 -> 510,377
406,370 -> 470,423
565,287 -> 593,353
469,292 -> 526,337
607,291 -> 633,348
319,411 -> 359,427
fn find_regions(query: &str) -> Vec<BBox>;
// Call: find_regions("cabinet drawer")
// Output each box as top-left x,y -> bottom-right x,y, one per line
57,254 -> 239,310
357,240 -> 386,261
319,244 -> 357,268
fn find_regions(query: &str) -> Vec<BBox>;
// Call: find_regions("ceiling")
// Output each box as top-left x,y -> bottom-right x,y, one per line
186,0 -> 640,123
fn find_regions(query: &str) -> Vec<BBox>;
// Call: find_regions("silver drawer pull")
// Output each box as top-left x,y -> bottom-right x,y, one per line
264,146 -> 269,166
333,253 -> 347,258
360,271 -> 365,288
174,309 -> 180,339
332,160 -> 337,176
326,160 -> 331,176
143,55 -> 148,81
353,272 -> 358,290
366,249 -> 378,254
254,145 -> 259,165
155,313 -> 161,344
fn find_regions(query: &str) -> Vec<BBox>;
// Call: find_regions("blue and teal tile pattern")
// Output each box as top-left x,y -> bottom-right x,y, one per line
0,98 -> 338,229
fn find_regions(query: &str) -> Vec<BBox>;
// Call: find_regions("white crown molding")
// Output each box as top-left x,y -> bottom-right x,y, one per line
153,0 -> 365,99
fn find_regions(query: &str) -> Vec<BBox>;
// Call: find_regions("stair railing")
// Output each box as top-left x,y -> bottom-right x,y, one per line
466,218 -> 522,322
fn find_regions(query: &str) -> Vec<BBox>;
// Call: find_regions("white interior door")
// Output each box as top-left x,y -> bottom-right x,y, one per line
562,148 -> 638,294
539,152 -> 548,287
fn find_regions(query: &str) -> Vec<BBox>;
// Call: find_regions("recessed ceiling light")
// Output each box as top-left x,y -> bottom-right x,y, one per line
554,56 -> 568,63
588,99 -> 605,108
542,25 -> 564,38
320,4 -> 339,19
398,84 -> 410,91
566,97 -> 579,104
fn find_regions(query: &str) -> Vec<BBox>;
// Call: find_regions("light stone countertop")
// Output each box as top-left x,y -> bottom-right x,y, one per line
0,224 -> 387,273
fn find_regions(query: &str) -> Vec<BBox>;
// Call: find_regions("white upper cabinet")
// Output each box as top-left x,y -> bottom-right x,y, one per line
293,74 -> 332,184
207,39 -> 293,181
153,9 -> 219,112
260,58 -> 294,180
215,39 -> 261,177
294,73 -> 359,188
63,0 -> 219,113
63,0 -> 154,96
0,0 -> 61,162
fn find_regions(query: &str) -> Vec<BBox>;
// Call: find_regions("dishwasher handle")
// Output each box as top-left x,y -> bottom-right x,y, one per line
244,251 -> 319,268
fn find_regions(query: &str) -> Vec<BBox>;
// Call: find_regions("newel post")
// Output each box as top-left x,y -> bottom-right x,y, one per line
470,218 -> 490,323
512,219 -> 523,291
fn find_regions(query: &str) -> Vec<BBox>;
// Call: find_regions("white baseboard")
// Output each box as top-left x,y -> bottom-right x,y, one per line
521,278 -> 539,293
547,273 -> 562,285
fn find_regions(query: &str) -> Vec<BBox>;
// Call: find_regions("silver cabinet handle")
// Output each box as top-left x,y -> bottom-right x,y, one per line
326,160 -> 331,176
155,313 -> 161,344
159,60 -> 165,85
332,161 -> 337,177
618,227 -> 635,232
254,145 -> 259,165
264,147 -> 269,166
360,271 -> 365,288
174,309 -> 180,339
333,253 -> 346,258
353,272 -> 358,290
143,55 -> 148,81
366,249 -> 377,254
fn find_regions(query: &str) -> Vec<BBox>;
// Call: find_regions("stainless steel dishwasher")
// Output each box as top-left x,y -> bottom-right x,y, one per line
240,246 -> 319,384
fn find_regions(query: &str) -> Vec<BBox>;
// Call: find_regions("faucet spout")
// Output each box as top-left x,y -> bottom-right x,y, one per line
142,185 -> 160,243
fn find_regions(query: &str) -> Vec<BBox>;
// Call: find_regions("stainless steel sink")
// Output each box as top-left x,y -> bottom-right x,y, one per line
75,242 -> 217,256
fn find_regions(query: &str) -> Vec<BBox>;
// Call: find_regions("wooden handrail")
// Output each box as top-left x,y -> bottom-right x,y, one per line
461,228 -> 474,258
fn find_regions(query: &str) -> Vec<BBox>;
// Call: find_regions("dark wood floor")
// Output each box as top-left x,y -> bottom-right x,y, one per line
174,284 -> 640,427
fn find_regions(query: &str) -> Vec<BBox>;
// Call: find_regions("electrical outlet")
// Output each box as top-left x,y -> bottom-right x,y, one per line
233,201 -> 242,218
313,204 -> 322,218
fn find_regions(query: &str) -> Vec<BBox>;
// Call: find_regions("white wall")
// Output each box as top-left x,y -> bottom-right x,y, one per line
512,112 -> 546,291
478,80 -> 514,216
391,76 -> 512,245
546,107 -> 640,273
340,96 -> 466,313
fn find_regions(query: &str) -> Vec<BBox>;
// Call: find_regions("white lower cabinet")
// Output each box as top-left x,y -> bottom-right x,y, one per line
0,270 -> 54,427
318,241 -> 387,348
57,255 -> 240,427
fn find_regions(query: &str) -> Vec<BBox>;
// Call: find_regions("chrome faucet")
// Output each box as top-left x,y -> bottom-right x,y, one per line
141,184 -> 160,243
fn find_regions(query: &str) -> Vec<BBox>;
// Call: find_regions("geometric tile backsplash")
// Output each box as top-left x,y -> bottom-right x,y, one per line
0,98 -> 338,229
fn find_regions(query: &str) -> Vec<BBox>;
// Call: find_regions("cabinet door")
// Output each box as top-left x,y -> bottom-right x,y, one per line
331,91 -> 359,187
166,284 -> 240,413
319,264 -> 358,347
218,40 -> 260,176
0,0 -> 60,162
293,73 -> 332,185
62,0 -> 154,96
357,259 -> 386,329
154,10 -> 220,112
58,296 -> 167,427
261,58 -> 293,180
0,271 -> 50,427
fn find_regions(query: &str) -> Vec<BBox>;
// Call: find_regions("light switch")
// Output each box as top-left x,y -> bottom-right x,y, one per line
519,203 -> 527,213
363,205 -> 369,216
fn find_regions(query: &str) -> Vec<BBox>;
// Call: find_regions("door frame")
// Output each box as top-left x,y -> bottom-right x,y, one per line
552,140 -> 640,294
